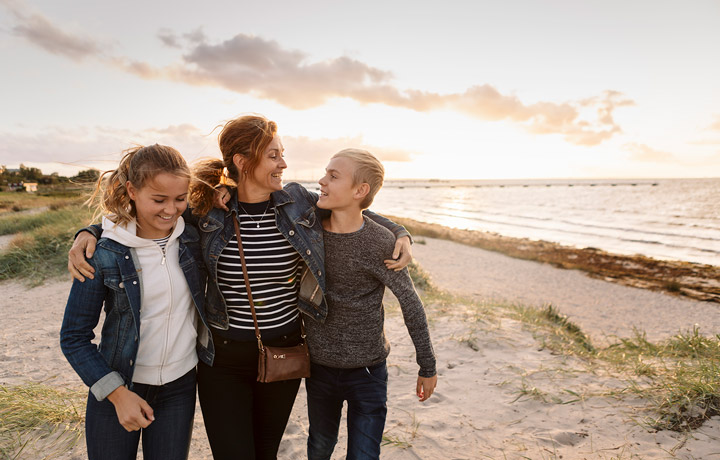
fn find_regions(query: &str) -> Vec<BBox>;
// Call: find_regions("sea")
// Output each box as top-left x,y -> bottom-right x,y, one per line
299,178 -> 720,267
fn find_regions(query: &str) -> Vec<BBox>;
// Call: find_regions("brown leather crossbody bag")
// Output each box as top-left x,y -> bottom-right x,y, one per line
233,217 -> 311,383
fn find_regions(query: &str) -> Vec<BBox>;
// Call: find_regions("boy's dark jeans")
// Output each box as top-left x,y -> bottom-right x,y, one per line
306,360 -> 388,460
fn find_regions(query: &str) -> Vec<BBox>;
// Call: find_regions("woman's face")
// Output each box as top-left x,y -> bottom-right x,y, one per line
243,135 -> 286,197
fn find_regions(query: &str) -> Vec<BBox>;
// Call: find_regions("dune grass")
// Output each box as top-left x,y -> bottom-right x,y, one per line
410,262 -> 720,434
0,383 -> 86,459
0,204 -> 94,283
0,191 -> 85,215
0,186 -> 92,284
500,303 -> 720,432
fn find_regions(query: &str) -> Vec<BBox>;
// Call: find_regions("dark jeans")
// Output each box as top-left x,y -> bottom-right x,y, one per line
197,331 -> 302,460
85,368 -> 196,460
306,360 -> 388,460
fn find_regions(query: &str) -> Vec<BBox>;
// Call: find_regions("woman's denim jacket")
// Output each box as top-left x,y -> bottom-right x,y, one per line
193,182 -> 410,328
60,224 -> 214,401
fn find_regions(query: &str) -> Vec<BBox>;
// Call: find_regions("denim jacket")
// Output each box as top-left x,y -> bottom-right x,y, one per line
193,182 -> 410,328
60,224 -> 213,401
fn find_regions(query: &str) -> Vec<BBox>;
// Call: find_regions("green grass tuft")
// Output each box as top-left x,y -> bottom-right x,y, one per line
510,304 -> 595,355
0,204 -> 93,283
0,383 -> 86,459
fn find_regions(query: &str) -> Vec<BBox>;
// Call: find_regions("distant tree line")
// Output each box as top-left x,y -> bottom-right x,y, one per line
0,164 -> 100,190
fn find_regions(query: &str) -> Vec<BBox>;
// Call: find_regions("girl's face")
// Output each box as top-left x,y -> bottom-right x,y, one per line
127,172 -> 189,239
240,135 -> 287,197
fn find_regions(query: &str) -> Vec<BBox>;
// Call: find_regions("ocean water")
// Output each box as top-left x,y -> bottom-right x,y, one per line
301,178 -> 720,266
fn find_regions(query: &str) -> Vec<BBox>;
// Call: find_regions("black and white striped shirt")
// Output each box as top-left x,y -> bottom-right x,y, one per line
215,200 -> 301,341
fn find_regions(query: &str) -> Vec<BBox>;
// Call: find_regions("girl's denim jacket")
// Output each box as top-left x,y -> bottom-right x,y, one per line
193,182 -> 411,328
60,225 -> 213,401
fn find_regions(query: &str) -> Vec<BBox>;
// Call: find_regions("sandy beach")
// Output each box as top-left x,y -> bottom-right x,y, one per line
1,235 -> 719,459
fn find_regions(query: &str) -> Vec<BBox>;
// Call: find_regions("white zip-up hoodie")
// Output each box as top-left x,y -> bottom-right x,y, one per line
102,216 -> 198,386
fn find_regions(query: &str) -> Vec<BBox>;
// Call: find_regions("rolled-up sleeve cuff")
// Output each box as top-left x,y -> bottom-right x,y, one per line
90,372 -> 125,401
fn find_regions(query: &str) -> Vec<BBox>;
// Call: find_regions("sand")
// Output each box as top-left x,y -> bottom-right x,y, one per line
411,237 -> 720,346
1,237 -> 719,459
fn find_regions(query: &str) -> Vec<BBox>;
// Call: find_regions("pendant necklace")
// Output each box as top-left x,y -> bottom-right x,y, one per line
238,200 -> 271,228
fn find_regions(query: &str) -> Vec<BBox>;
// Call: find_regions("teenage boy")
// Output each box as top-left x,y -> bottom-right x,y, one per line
305,148 -> 438,460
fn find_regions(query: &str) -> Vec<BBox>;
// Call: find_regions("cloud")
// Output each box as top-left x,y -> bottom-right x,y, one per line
157,27 -> 206,49
0,124 -> 410,180
157,29 -> 181,48
2,0 -> 103,61
624,143 -> 720,168
280,135 -> 415,180
2,4 -> 633,147
624,143 -> 676,163
142,33 -> 635,146
0,123 -> 217,175
709,115 -> 720,131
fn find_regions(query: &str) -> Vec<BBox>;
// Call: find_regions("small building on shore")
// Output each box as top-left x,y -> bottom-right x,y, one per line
22,182 -> 38,192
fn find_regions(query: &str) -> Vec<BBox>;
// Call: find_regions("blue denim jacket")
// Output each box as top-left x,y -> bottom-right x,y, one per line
193,182 -> 410,328
60,224 -> 213,401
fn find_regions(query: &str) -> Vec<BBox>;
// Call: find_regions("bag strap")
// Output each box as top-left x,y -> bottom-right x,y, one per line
233,215 -> 264,352
232,213 -> 306,353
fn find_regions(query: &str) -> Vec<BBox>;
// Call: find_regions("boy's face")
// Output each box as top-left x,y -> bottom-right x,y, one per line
317,156 -> 362,211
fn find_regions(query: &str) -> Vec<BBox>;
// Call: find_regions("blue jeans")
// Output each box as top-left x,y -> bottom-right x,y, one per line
85,368 -> 196,460
306,361 -> 388,460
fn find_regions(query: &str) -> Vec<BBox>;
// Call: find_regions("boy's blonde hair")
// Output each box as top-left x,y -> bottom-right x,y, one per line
332,148 -> 384,210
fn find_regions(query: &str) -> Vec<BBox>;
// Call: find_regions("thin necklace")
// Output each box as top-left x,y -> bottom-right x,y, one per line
238,199 -> 271,228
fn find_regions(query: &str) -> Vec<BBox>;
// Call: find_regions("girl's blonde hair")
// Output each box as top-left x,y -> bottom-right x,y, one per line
332,148 -> 385,209
88,144 -> 190,226
189,114 -> 277,215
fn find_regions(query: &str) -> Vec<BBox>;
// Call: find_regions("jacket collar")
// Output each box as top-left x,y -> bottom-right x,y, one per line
97,237 -> 130,254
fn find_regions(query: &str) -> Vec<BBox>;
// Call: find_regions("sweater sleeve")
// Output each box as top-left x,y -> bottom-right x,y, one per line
368,252 -> 436,377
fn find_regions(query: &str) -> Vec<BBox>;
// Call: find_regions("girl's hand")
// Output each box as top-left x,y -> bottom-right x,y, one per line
385,236 -> 413,271
107,386 -> 155,432
416,374 -> 437,402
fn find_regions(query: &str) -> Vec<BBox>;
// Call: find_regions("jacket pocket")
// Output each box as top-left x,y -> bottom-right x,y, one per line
103,271 -> 131,312
295,207 -> 316,228
198,216 -> 222,233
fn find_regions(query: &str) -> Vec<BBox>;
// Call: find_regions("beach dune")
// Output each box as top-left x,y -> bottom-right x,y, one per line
1,236 -> 718,459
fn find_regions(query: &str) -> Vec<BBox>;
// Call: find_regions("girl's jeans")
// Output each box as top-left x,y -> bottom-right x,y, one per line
85,368 -> 196,460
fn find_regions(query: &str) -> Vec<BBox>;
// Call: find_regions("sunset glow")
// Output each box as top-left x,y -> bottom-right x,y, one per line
1,0 -> 719,180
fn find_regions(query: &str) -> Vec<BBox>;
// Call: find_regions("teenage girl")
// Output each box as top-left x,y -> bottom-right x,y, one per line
60,144 -> 213,460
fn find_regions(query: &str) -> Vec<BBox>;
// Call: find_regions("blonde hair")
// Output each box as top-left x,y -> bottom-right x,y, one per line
332,148 -> 385,209
189,114 -> 277,216
88,144 -> 190,226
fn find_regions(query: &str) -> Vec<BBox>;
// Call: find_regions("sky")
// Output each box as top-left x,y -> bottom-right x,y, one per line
1,0 -> 719,180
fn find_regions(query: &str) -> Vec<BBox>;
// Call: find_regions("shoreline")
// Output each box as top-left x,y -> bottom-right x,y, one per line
391,216 -> 720,304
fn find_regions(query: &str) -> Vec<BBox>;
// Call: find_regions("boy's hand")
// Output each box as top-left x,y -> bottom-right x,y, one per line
107,385 -> 155,432
385,236 -> 412,271
68,232 -> 98,282
416,374 -> 437,402
214,186 -> 231,211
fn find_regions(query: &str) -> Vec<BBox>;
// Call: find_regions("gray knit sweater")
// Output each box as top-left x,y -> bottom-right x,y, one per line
304,216 -> 436,378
